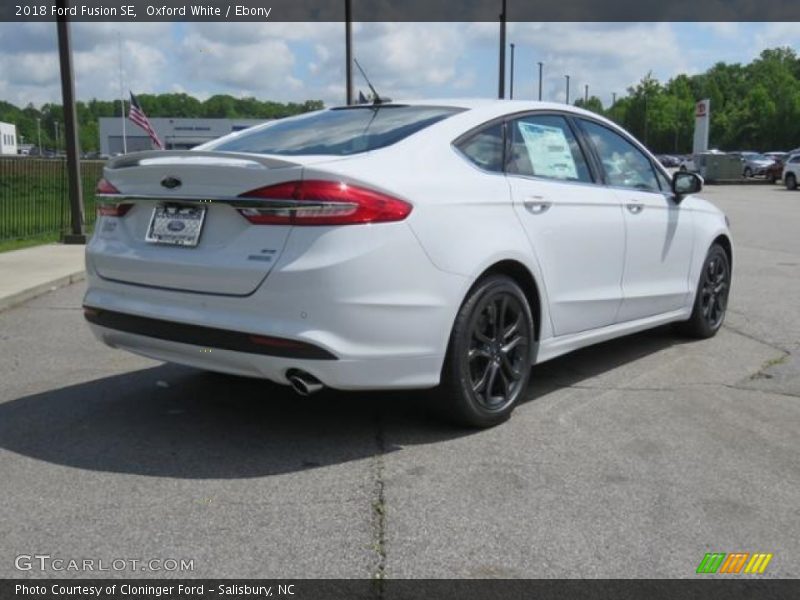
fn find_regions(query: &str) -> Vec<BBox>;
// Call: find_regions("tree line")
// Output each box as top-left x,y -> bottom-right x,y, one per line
2,47 -> 800,155
574,47 -> 800,154
0,94 -> 324,153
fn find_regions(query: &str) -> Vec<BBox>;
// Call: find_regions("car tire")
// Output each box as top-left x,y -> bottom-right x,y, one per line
743,167 -> 752,178
680,244 -> 731,339
437,275 -> 534,428
786,173 -> 797,190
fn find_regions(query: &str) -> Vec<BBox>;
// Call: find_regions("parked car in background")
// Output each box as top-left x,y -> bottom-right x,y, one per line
679,150 -> 724,174
783,153 -> 800,190
731,152 -> 775,178
656,154 -> 680,168
764,152 -> 787,184
83,99 -> 732,427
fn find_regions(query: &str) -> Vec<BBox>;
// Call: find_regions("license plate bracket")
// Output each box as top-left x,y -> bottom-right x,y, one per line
145,204 -> 207,247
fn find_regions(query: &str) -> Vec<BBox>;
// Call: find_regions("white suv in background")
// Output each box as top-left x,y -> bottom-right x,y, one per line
783,154 -> 800,190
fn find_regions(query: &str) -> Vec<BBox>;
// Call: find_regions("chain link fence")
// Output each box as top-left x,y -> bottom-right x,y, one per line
0,157 -> 105,244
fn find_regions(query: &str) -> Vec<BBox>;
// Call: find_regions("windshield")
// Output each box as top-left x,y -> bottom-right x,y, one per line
207,105 -> 464,156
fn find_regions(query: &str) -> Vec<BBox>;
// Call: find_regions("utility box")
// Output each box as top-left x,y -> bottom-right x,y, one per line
696,153 -> 742,182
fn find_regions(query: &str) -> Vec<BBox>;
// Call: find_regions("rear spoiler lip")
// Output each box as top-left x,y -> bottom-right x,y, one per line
94,193 -> 353,211
105,149 -> 299,170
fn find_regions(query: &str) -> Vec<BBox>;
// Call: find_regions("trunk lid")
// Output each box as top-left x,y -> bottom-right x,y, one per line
91,150 -> 325,295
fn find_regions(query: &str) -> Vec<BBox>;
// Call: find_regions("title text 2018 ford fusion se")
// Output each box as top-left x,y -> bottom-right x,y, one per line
84,100 -> 732,427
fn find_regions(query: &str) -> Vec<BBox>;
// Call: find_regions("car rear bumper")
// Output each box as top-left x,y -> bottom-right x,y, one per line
84,306 -> 338,360
86,321 -> 444,390
84,222 -> 469,390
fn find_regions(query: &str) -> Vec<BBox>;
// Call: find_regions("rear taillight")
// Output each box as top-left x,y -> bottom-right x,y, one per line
97,203 -> 133,217
95,178 -> 132,216
237,180 -> 412,226
95,178 -> 120,195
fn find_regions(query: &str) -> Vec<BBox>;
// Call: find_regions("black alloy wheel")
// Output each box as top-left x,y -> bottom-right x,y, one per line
681,244 -> 731,338
466,290 -> 529,412
699,252 -> 729,330
438,275 -> 534,428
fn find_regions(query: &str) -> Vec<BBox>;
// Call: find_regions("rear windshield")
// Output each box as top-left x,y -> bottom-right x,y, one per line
208,105 -> 464,156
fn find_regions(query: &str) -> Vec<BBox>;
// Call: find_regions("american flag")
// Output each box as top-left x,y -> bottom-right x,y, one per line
128,92 -> 164,150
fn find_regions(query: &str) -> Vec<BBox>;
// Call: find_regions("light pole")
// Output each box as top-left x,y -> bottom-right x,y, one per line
612,92 -> 617,106
674,98 -> 679,153
537,62 -> 543,101
509,43 -> 515,99
117,32 -> 127,154
56,0 -> 86,243
54,120 -> 59,152
36,117 -> 42,153
585,84 -> 589,104
565,75 -> 570,104
498,0 -> 507,99
345,0 -> 353,105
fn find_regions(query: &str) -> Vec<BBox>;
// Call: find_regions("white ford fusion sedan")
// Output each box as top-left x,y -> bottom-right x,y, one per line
85,99 -> 732,427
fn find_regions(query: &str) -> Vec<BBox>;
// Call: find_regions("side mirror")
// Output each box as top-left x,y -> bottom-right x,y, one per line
672,171 -> 702,202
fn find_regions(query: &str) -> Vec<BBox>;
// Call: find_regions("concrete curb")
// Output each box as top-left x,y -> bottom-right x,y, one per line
0,270 -> 86,313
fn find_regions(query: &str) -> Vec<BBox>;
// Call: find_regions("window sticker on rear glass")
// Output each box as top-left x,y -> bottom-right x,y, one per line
516,122 -> 578,180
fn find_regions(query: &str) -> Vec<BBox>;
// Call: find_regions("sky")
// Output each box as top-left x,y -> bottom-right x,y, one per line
0,22 -> 799,109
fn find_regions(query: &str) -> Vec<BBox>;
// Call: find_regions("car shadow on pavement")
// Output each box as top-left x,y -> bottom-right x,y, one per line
0,326 -> 691,479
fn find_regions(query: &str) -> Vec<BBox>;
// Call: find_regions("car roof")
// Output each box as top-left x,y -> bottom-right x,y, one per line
346,97 -> 663,162
203,98 -> 626,158
332,98 -> 628,139
333,97 -> 612,120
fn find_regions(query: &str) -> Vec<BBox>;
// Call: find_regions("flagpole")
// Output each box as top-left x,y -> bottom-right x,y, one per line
118,32 -> 127,154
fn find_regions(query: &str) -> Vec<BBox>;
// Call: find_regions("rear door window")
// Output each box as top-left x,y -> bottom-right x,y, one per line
208,105 -> 464,156
507,115 -> 593,183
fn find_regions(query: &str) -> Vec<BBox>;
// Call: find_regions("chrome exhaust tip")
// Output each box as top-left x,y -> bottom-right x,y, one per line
287,370 -> 324,396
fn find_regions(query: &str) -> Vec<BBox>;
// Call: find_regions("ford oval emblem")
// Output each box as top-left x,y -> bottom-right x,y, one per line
167,220 -> 186,232
161,176 -> 182,189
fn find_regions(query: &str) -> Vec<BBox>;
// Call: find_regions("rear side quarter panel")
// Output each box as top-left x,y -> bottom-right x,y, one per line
306,139 -> 555,354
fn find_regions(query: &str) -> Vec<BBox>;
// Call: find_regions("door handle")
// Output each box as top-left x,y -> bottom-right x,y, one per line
523,197 -> 552,214
626,202 -> 644,215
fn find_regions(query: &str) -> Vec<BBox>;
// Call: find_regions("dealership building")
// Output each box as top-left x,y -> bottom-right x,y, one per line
0,121 -> 18,155
98,117 -> 268,155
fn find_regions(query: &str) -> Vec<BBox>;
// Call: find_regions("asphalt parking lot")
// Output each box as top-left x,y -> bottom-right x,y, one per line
1,184 -> 799,579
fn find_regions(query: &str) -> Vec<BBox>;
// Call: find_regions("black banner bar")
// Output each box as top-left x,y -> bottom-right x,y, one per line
3,580 -> 800,600
4,0 -> 800,22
